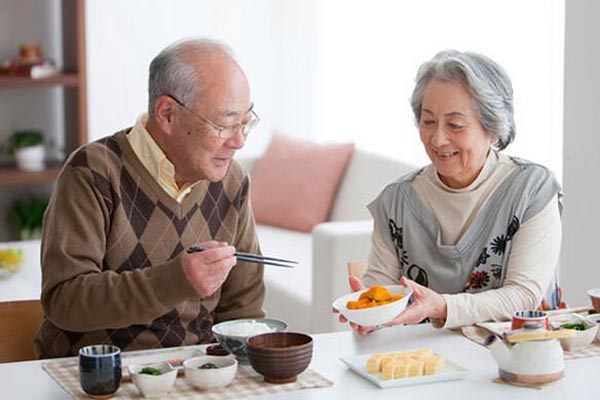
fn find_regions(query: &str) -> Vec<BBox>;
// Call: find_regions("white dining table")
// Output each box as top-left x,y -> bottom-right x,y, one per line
1,323 -> 598,399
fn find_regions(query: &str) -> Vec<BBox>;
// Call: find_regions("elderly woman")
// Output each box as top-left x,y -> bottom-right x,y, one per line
349,50 -> 562,333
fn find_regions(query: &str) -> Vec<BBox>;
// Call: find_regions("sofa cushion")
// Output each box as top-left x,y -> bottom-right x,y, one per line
250,133 -> 354,232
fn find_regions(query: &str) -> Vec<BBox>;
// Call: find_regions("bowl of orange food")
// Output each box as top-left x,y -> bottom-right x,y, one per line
333,285 -> 413,327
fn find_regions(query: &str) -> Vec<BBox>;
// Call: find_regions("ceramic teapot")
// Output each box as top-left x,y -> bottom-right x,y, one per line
484,322 -> 571,386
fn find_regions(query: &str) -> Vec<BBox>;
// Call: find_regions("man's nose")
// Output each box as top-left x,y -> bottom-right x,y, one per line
225,128 -> 246,149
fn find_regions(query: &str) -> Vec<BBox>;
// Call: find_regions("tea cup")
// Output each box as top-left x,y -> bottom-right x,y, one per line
79,345 -> 122,398
511,310 -> 549,330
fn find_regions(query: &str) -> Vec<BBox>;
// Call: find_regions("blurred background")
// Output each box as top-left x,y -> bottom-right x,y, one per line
0,0 -> 597,306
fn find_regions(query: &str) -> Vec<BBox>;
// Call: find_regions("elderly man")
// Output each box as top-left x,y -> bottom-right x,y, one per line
35,38 -> 265,358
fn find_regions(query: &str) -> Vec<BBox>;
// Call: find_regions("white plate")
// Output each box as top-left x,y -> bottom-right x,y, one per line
340,353 -> 468,388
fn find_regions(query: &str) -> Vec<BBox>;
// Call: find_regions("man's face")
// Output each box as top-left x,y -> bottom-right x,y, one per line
169,59 -> 252,183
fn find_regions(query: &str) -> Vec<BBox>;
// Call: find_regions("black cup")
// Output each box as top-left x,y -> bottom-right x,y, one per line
79,345 -> 122,398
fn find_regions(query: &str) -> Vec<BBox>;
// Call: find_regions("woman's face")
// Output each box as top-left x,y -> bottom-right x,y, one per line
419,78 -> 495,189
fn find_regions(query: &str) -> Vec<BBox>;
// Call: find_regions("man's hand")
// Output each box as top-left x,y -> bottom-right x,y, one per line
182,241 -> 237,298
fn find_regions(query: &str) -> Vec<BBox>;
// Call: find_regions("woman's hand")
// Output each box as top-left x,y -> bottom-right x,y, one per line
333,276 -> 380,335
385,276 -> 448,326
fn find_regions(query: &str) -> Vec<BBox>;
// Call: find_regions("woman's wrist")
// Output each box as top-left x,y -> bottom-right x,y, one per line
432,293 -> 448,320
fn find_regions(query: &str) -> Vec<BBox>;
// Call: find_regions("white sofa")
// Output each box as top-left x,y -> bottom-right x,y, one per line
239,150 -> 416,333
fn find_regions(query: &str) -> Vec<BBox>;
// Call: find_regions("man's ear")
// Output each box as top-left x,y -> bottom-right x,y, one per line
154,96 -> 177,134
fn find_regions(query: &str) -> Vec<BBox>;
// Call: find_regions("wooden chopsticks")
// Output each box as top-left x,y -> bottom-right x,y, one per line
505,329 -> 575,343
187,245 -> 297,268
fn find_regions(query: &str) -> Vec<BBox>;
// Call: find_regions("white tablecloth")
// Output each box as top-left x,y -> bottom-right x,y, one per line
1,323 -> 598,399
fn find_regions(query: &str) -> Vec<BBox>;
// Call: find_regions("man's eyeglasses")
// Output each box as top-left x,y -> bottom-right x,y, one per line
167,94 -> 260,140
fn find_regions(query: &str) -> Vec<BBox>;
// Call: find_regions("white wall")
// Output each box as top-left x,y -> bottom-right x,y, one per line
85,0 -> 317,158
562,0 -> 600,306
316,0 -> 564,176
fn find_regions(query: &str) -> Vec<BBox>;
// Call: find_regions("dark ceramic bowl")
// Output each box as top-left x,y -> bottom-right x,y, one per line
247,332 -> 313,384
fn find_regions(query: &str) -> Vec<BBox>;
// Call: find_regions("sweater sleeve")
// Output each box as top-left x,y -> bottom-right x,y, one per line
441,194 -> 561,329
41,166 -> 197,332
213,175 -> 266,323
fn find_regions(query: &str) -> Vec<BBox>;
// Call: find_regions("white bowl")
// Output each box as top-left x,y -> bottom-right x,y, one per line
184,355 -> 238,389
550,313 -> 598,351
586,313 -> 600,342
587,288 -> 600,313
332,285 -> 413,327
129,361 -> 177,398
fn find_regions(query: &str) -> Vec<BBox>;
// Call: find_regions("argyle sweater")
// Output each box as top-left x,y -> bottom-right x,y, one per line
35,130 -> 265,358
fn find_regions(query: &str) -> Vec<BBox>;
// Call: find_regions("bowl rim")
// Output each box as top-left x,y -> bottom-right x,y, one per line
128,361 -> 177,377
333,285 -> 413,314
587,288 -> 600,297
247,332 -> 313,350
183,355 -> 238,370
211,318 -> 288,339
586,313 -> 600,322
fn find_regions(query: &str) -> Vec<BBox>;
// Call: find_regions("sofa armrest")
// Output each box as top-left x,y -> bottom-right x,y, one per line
310,220 -> 373,333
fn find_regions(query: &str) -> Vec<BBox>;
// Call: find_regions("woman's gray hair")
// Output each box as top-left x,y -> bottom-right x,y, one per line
148,38 -> 236,117
410,50 -> 515,150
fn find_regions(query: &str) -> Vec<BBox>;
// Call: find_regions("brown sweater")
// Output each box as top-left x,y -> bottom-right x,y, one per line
35,130 -> 265,358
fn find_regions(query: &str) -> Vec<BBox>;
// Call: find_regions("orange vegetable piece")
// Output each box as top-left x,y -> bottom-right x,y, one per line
365,286 -> 392,301
346,286 -> 404,310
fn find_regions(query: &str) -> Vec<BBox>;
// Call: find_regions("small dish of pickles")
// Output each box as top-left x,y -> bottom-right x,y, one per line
128,361 -> 177,398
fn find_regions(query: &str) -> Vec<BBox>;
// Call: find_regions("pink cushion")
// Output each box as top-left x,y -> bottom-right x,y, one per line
250,133 -> 355,232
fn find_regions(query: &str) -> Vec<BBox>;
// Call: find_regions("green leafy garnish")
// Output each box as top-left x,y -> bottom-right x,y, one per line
140,367 -> 162,376
561,322 -> 587,331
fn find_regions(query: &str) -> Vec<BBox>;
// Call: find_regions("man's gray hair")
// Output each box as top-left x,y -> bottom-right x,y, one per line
148,38 -> 235,117
410,50 -> 515,151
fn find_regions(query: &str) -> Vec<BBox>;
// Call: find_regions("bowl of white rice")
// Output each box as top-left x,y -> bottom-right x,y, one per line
211,318 -> 288,364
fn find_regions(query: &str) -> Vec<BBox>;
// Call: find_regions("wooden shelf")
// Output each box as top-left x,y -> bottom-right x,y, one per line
0,164 -> 61,186
0,73 -> 79,89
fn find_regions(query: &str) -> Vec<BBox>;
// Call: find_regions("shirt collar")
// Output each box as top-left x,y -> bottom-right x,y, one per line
431,149 -> 498,193
126,113 -> 201,202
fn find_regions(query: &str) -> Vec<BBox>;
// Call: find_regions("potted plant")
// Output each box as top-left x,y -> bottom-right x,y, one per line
7,130 -> 45,172
7,196 -> 48,240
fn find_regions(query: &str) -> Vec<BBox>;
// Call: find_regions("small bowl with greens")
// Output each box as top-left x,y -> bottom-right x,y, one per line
551,313 -> 598,351
128,361 -> 177,397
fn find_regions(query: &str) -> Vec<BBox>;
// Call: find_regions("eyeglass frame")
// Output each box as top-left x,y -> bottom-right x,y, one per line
166,94 -> 259,140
